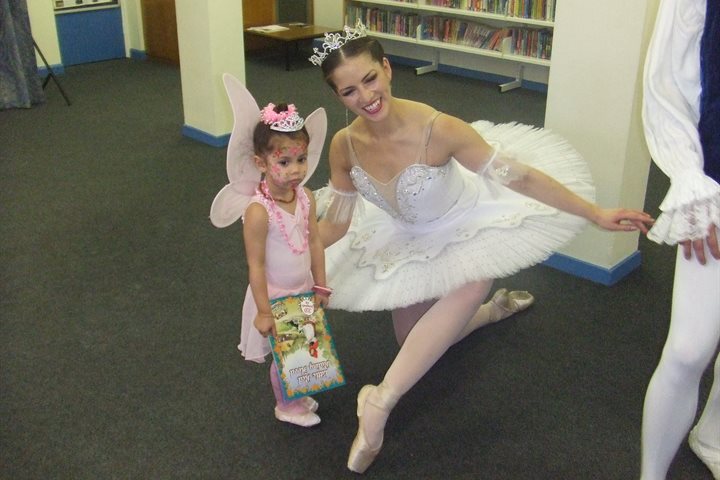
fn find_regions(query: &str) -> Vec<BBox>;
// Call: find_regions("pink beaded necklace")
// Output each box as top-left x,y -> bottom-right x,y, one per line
259,180 -> 309,255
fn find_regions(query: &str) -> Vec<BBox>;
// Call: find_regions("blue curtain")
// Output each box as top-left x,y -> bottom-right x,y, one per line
1,0 -> 45,109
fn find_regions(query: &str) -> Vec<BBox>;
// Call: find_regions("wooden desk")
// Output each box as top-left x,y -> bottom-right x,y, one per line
245,23 -> 337,70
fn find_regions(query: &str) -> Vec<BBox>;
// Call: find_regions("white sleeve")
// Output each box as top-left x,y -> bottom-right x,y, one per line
643,0 -> 720,244
477,143 -> 530,186
314,182 -> 363,224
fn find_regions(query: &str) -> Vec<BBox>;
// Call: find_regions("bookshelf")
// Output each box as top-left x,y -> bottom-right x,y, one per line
345,0 -> 555,91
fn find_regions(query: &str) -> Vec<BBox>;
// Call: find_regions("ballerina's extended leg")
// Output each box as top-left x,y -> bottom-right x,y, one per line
348,281 -> 493,473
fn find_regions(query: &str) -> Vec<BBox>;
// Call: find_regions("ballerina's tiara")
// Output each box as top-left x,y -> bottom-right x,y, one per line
260,103 -> 305,132
308,20 -> 368,66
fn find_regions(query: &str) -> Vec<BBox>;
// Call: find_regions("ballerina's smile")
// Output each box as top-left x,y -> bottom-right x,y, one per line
363,98 -> 382,114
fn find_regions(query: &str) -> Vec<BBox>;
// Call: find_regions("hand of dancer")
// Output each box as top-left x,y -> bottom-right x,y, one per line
680,224 -> 720,265
254,311 -> 276,338
593,207 -> 654,233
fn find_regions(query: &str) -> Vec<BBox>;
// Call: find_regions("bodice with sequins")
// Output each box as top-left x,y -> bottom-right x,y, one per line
349,160 -> 467,225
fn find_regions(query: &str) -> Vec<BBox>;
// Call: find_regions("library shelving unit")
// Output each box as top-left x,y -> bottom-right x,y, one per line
345,0 -> 556,91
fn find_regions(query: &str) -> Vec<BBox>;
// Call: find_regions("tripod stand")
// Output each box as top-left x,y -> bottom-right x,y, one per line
33,38 -> 71,106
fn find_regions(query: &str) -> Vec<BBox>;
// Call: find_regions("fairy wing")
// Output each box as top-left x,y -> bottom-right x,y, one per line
301,107 -> 327,186
210,73 -> 262,228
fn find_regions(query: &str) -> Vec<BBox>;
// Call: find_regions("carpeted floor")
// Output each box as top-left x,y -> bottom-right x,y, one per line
0,54 -> 715,479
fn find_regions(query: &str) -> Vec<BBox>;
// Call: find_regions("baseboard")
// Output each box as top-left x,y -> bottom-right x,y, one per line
130,49 -> 147,60
385,53 -> 547,93
542,250 -> 642,286
37,64 -> 65,77
181,125 -> 230,147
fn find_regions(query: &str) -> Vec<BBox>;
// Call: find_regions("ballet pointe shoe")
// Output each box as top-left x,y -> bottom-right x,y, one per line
490,288 -> 534,320
347,384 -> 399,474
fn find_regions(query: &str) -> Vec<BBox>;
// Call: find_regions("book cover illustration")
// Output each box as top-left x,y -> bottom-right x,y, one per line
268,293 -> 346,400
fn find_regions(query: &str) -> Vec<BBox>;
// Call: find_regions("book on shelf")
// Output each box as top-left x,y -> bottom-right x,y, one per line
268,292 -> 346,401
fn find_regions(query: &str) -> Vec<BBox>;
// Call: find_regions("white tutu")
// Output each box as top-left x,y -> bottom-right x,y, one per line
322,121 -> 595,312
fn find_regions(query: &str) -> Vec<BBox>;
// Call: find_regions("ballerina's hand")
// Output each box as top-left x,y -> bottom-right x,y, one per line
594,208 -> 654,233
680,224 -> 720,265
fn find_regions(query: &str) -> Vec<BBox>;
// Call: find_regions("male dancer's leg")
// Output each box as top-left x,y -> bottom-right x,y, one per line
640,248 -> 720,479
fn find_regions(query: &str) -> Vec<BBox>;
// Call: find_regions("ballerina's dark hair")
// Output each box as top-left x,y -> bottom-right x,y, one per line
253,103 -> 309,155
320,37 -> 386,92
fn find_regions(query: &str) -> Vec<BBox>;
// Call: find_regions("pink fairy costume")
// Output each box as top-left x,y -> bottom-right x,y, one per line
210,74 -> 328,427
238,186 -> 314,362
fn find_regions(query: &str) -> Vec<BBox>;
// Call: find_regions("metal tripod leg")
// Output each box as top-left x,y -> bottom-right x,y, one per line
33,38 -> 71,106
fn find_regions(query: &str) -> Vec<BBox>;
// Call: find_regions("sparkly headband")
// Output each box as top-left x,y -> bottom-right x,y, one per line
260,103 -> 305,132
308,20 -> 368,66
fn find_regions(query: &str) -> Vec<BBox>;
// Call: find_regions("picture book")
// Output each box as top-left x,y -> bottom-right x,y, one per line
268,292 -> 346,401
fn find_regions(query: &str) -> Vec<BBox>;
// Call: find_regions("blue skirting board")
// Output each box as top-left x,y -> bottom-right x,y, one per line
181,125 -> 230,148
543,251 -> 642,286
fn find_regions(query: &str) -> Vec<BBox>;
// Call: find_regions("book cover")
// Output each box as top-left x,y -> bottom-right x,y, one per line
268,292 -> 346,401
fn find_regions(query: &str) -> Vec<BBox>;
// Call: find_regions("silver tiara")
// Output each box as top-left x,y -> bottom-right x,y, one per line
308,20 -> 368,66
260,103 -> 305,132
269,111 -> 305,132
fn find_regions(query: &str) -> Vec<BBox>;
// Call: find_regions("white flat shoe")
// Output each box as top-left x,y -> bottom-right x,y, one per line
299,396 -> 319,413
689,426 -> 720,479
274,406 -> 321,427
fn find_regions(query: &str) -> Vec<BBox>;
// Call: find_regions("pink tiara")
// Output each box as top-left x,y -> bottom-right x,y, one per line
308,20 -> 368,66
260,103 -> 305,132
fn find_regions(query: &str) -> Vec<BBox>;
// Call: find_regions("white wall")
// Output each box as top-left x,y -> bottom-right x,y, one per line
28,0 -> 144,67
28,0 -> 62,66
544,0 -> 660,269
175,0 -> 245,137
313,0 -> 344,28
121,0 -> 144,53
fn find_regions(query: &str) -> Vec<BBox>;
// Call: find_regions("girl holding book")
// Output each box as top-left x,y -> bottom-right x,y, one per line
210,76 -> 330,427
309,21 -> 655,473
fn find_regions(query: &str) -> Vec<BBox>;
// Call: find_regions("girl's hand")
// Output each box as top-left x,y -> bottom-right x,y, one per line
314,292 -> 330,309
593,208 -> 654,234
254,312 -> 276,338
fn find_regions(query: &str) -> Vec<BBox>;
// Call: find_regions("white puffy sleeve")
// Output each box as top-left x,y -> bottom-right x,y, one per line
314,182 -> 364,224
642,0 -> 720,244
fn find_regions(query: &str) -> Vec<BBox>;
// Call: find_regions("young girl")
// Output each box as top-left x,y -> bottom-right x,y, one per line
210,75 -> 329,427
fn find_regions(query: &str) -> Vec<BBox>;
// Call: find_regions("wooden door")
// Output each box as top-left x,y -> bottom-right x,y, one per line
141,0 -> 179,64
243,0 -> 276,51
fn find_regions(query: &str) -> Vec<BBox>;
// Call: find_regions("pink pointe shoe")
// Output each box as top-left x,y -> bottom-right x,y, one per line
490,288 -> 534,320
347,384 -> 398,474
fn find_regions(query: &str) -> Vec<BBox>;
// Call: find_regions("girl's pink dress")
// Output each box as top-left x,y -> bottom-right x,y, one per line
238,187 -> 314,363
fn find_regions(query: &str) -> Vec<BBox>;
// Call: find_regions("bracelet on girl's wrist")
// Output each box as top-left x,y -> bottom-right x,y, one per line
312,285 -> 333,296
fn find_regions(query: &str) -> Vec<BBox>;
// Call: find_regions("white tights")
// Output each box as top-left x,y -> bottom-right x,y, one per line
361,280 -> 493,447
640,247 -> 720,480
391,281 -> 501,346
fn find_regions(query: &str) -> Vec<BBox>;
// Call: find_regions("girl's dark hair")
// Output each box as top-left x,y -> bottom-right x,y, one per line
252,103 -> 310,155
320,36 -> 385,91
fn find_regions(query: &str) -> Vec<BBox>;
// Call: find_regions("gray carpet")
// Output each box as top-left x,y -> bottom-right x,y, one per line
0,55 -> 714,479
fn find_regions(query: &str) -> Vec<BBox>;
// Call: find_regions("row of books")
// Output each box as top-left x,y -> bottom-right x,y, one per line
347,6 -> 420,38
427,0 -> 555,21
347,7 -> 553,60
421,16 -> 551,59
